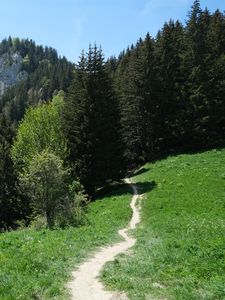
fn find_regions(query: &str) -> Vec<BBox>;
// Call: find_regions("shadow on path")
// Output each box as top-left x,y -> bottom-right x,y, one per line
95,180 -> 156,201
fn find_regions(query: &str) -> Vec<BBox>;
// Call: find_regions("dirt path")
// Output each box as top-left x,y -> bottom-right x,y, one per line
67,178 -> 140,300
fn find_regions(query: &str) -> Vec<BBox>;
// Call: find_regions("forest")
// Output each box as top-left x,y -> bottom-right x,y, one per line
0,0 -> 225,230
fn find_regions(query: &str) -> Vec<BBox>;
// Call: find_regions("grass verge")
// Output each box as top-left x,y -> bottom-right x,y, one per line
0,184 -> 132,300
101,149 -> 225,300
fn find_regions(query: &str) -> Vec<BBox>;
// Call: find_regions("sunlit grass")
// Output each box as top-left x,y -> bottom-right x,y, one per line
0,185 -> 132,300
102,149 -> 225,300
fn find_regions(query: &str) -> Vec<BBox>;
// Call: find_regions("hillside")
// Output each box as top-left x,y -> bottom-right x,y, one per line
102,148 -> 225,300
1,148 -> 224,299
0,37 -> 73,122
1,2 -> 225,230
0,2 -> 225,299
0,184 -> 131,299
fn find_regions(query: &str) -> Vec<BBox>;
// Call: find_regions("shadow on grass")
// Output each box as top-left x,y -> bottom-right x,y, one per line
94,180 -> 156,201
133,167 -> 151,177
136,180 -> 156,195
148,139 -> 225,165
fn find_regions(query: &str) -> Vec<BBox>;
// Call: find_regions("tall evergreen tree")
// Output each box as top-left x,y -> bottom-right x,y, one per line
155,20 -> 187,151
186,2 -> 212,146
138,33 -> 158,160
116,45 -> 144,164
206,10 -> 225,140
116,35 -> 158,164
62,46 -> 124,194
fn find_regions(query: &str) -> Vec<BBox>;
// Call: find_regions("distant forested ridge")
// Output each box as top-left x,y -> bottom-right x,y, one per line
0,36 -> 74,123
1,0 -> 225,229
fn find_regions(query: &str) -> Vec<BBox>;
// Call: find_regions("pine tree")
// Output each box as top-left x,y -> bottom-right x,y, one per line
186,2 -> 212,146
155,20 -> 187,152
62,46 -> 124,194
138,33 -> 158,160
205,10 -> 225,141
116,35 -> 158,165
116,45 -> 144,165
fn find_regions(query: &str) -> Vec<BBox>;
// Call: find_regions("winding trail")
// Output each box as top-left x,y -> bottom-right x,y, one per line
67,178 -> 140,300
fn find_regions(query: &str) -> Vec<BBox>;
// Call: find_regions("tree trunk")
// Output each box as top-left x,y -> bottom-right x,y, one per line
46,210 -> 54,228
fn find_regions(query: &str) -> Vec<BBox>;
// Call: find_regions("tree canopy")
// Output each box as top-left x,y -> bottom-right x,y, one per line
12,91 -> 68,171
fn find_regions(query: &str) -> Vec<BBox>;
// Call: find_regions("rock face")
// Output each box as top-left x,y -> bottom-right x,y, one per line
0,52 -> 28,96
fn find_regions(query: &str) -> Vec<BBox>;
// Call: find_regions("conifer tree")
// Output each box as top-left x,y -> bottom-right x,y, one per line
117,34 -> 158,164
138,33 -> 158,160
116,45 -> 144,164
205,10 -> 225,140
186,2 -> 212,145
62,46 -> 124,194
155,20 -> 186,151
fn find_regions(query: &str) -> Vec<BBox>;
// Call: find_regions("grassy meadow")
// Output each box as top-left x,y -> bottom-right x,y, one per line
1,148 -> 225,300
0,185 -> 132,300
102,149 -> 225,300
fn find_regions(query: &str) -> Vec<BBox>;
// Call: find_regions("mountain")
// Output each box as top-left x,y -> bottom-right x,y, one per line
0,37 -> 74,122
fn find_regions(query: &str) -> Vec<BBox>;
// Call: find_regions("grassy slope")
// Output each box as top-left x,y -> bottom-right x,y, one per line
0,185 -> 132,300
102,149 -> 225,300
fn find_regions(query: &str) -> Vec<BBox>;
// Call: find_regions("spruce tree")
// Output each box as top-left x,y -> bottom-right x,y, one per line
116,45 -> 144,165
116,34 -> 159,164
155,20 -> 187,152
138,33 -> 158,160
186,2 -> 212,146
205,10 -> 225,141
62,46 -> 124,194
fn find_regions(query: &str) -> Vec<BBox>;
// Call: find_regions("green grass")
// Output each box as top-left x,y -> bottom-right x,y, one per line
0,185 -> 132,300
101,149 -> 225,300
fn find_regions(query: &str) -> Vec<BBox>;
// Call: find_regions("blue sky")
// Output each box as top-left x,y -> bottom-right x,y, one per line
0,0 -> 224,62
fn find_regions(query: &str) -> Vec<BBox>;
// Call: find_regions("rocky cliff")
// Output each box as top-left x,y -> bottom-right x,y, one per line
0,52 -> 28,96
0,37 -> 74,122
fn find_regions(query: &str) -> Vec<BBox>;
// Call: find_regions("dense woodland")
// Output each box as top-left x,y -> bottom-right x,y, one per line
0,36 -> 74,123
1,0 -> 225,229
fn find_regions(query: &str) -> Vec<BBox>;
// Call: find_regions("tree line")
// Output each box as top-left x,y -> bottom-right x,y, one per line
1,0 -> 225,229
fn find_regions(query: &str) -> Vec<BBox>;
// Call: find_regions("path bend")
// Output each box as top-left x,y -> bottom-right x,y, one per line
67,178 -> 140,300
